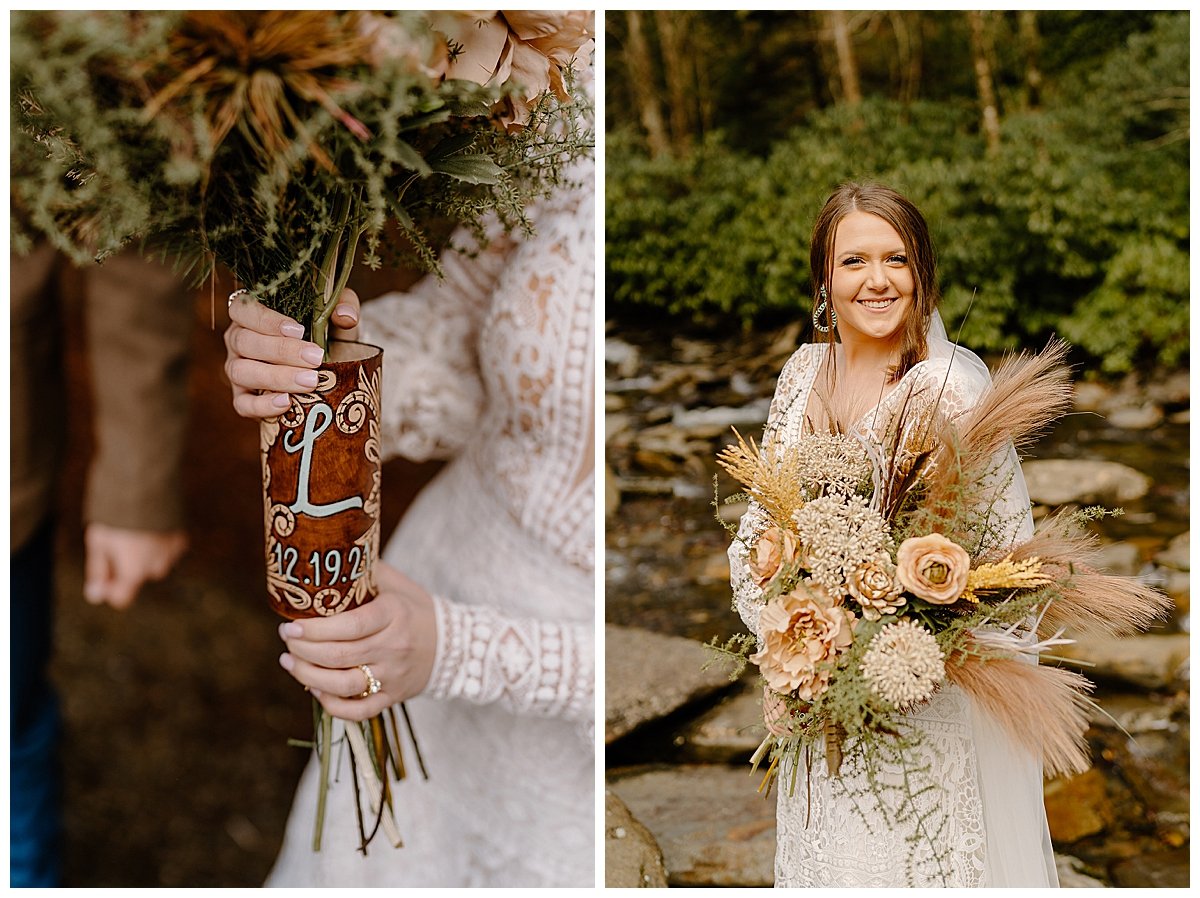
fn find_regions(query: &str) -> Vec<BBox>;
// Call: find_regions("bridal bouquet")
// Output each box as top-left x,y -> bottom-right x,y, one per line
714,341 -> 1168,799
13,10 -> 593,854
12,10 -> 593,349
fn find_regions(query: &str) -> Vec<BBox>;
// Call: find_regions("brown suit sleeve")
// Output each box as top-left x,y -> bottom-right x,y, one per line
82,252 -> 194,532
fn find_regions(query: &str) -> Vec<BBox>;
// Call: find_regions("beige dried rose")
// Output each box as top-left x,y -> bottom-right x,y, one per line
749,526 -> 799,588
431,11 -> 594,129
848,552 -> 905,621
895,533 -> 970,604
750,582 -> 855,701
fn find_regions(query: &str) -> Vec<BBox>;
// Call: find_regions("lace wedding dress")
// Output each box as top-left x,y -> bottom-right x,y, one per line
266,161 -> 595,887
729,340 -> 1060,887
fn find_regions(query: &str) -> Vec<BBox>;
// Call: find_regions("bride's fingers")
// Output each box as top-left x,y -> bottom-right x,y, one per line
310,689 -> 391,723
225,322 -> 324,369
228,290 -> 307,339
232,386 -> 292,419
226,355 -> 321,394
279,652 -> 376,701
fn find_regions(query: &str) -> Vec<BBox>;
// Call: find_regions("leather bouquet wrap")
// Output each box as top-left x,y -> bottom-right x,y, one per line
261,341 -> 383,620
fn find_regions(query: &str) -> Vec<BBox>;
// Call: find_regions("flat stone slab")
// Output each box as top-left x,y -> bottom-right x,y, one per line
605,789 -> 669,887
605,625 -> 738,744
608,765 -> 776,887
1057,633 -> 1189,690
1022,459 -> 1151,507
677,684 -> 767,763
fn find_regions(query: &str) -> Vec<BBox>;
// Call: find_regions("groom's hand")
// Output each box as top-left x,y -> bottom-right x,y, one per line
83,524 -> 188,609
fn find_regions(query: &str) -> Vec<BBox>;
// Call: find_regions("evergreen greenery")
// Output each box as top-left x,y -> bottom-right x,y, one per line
606,12 -> 1187,374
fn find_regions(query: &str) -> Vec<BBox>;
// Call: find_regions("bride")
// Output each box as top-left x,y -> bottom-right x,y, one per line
223,156 -> 594,885
728,182 -> 1058,887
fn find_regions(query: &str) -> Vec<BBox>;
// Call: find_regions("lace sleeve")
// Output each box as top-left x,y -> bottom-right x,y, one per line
424,595 -> 593,742
728,346 -> 813,638
357,224 -> 515,463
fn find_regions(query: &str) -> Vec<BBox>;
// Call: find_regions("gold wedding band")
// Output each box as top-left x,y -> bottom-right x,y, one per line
228,288 -> 251,309
358,664 -> 382,699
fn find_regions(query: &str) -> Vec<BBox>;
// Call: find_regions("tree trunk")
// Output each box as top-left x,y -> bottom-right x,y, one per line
623,11 -> 670,158
828,11 -> 863,106
655,10 -> 693,154
1018,11 -> 1042,110
966,11 -> 1001,153
889,11 -> 923,104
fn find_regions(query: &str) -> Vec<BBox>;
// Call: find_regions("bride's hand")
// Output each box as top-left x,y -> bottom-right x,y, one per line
276,561 -> 437,721
224,288 -> 361,419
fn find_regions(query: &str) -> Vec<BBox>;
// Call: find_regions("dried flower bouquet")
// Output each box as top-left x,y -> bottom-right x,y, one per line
713,340 -> 1168,845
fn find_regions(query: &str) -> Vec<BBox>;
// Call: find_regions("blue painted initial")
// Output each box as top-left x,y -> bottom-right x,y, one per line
283,403 -> 364,518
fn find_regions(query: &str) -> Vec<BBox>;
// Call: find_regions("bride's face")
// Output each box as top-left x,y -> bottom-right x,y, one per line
828,211 -> 915,348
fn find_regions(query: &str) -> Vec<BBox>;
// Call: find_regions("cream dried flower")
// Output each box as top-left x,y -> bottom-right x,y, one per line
793,493 -> 891,597
895,533 -> 971,604
750,582 -> 855,701
860,618 -> 945,710
848,552 -> 905,621
749,525 -> 799,588
792,431 -> 872,500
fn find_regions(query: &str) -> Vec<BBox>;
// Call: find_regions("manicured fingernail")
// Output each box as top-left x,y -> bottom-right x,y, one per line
280,322 -> 305,339
300,345 -> 324,365
335,303 -> 358,323
271,393 -> 291,409
279,621 -> 303,639
279,653 -> 294,672
310,688 -> 322,698
295,370 -> 319,388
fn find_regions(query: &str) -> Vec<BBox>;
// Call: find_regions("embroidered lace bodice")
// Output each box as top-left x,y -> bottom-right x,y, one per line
729,342 -> 1056,888
358,167 -> 595,736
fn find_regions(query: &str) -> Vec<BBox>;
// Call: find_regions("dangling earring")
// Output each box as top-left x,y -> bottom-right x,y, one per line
813,285 -> 837,333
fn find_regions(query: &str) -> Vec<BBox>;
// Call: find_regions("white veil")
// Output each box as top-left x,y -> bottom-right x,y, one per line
926,309 -> 1059,886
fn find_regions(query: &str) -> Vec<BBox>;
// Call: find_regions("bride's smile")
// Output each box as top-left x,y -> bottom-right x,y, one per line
829,210 -> 915,348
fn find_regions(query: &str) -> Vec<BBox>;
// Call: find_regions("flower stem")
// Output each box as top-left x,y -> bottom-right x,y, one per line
313,707 -> 333,852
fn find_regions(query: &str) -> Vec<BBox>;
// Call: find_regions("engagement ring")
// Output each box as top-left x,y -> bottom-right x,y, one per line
358,664 -> 382,698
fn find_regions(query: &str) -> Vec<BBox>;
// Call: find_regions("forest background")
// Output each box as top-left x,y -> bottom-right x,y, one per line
605,10 -> 1188,375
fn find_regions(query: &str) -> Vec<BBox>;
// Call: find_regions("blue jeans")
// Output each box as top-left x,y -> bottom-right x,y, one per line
10,520 -> 61,887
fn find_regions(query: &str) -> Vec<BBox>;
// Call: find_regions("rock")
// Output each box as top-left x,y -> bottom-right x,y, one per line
671,399 -> 772,440
606,412 -> 634,445
605,392 -> 627,413
718,499 -> 749,524
1161,569 -> 1188,603
676,686 -> 767,763
1104,403 -> 1164,430
608,765 -> 775,887
1168,409 -> 1189,425
605,790 -> 669,887
605,463 -> 620,518
688,551 -> 730,585
1155,531 -> 1189,571
1021,459 -> 1151,507
1057,634 -> 1189,690
1143,369 -> 1190,406
1110,849 -> 1190,887
606,625 -> 738,743
606,337 -> 641,379
1091,541 -> 1142,577
1054,853 -> 1109,887
1072,381 -> 1115,413
1043,767 -> 1114,843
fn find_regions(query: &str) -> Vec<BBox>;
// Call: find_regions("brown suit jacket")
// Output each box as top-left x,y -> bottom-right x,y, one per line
10,245 -> 193,551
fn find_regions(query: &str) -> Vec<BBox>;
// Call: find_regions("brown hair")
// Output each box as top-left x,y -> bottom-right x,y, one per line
809,181 -> 940,382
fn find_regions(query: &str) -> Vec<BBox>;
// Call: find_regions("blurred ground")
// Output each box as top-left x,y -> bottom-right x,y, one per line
51,271 -> 440,887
